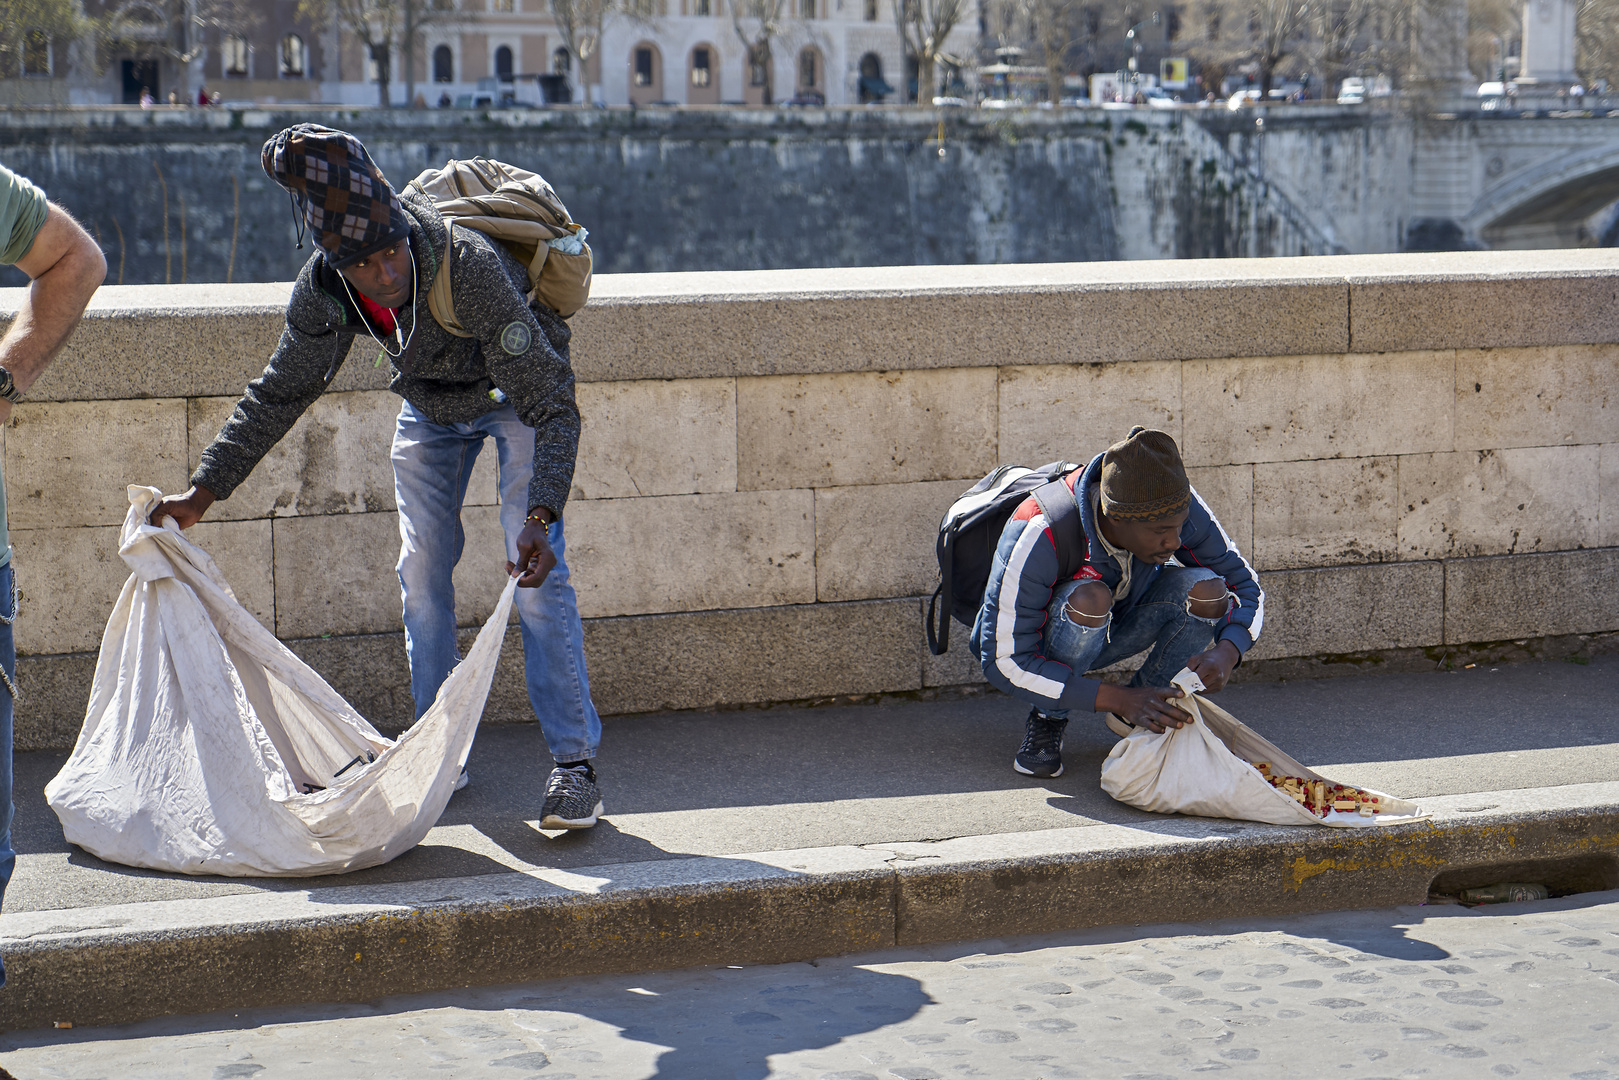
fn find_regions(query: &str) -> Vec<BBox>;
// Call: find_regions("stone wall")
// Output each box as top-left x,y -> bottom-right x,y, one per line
4,250 -> 1619,747
0,105 -> 1349,291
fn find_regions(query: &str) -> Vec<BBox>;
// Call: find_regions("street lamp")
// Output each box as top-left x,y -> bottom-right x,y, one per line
1125,12 -> 1161,98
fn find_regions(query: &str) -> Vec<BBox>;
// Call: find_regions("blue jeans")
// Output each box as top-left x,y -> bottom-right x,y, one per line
392,401 -> 601,762
0,564 -> 16,988
1040,565 -> 1223,720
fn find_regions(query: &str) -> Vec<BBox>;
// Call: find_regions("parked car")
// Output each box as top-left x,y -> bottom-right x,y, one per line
1338,77 -> 1367,104
784,90 -> 826,107
1228,89 -> 1261,109
1142,86 -> 1177,108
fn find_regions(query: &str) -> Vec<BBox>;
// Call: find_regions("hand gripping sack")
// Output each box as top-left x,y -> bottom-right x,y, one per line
44,486 -> 519,877
407,157 -> 592,325
1100,670 -> 1425,828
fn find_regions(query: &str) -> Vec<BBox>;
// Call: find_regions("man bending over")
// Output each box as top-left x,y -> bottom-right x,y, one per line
152,126 -> 605,830
973,427 -> 1264,778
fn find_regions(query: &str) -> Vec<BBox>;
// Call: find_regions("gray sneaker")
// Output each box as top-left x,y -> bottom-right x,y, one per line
540,766 -> 603,829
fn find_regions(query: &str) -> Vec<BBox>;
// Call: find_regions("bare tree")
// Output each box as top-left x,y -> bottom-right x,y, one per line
733,0 -> 788,104
896,0 -> 971,103
0,0 -> 85,78
1308,0 -> 1380,91
1575,0 -> 1619,87
551,0 -> 618,104
300,0 -> 461,107
1209,0 -> 1311,98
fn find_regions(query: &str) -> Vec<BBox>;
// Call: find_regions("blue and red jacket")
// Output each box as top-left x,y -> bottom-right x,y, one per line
969,454 -> 1264,714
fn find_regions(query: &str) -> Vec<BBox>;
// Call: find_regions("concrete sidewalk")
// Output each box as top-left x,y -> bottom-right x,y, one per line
3,656 -> 1618,1030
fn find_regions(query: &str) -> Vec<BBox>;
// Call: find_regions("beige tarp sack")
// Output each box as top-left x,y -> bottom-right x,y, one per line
407,157 -> 593,325
44,486 -> 518,877
1100,670 -> 1425,828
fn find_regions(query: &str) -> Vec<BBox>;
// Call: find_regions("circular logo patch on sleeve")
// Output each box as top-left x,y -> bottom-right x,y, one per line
499,320 -> 533,356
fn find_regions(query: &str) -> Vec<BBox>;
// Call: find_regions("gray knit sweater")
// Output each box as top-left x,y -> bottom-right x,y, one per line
193,190 -> 580,517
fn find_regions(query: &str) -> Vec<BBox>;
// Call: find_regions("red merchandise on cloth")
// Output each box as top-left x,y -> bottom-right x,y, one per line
354,291 -> 398,334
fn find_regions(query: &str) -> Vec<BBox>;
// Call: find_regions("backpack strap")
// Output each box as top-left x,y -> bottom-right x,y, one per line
425,234 -> 473,339
1031,478 -> 1087,581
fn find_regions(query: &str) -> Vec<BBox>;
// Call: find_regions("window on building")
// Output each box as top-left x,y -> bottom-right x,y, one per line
22,29 -> 50,76
433,44 -> 453,82
799,0 -> 814,17
691,46 -> 711,86
492,0 -> 515,10
798,48 -> 816,87
280,34 -> 305,77
634,46 -> 653,86
863,0 -> 877,20
1164,9 -> 1180,42
223,34 -> 249,77
749,56 -> 767,85
553,46 -> 571,73
495,44 -> 513,80
695,0 -> 712,13
367,46 -> 388,83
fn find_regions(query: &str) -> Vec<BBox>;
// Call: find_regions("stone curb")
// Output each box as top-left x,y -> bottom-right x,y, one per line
2,783 -> 1615,1031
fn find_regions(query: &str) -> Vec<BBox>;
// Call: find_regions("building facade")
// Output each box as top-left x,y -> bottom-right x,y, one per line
0,0 -> 973,108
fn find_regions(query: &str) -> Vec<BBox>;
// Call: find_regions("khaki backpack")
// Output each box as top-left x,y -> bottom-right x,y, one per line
405,158 -> 593,330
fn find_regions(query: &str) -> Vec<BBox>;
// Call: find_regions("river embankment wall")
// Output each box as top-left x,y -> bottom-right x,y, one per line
3,250 -> 1617,748
0,105 -> 1377,290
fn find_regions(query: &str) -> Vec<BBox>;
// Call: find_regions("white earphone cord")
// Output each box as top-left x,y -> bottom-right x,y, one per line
341,244 -> 418,359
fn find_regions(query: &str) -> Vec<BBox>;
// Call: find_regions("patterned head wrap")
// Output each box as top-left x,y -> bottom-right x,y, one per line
260,124 -> 409,269
1099,426 -> 1191,522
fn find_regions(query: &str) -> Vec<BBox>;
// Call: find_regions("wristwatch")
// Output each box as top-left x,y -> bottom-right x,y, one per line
0,366 -> 22,404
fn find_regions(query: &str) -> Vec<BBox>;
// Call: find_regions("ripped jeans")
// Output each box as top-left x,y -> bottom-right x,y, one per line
1038,566 -> 1224,720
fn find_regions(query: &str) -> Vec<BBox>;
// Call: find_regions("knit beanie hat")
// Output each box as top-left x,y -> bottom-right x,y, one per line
260,124 -> 410,270
1099,426 -> 1190,522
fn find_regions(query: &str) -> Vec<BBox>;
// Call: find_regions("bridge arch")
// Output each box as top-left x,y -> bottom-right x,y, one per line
1464,140 -> 1619,248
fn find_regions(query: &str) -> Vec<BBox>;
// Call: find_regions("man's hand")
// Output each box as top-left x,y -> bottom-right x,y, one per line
1095,682 -> 1195,734
1186,639 -> 1242,693
507,517 -> 557,588
150,485 -> 215,529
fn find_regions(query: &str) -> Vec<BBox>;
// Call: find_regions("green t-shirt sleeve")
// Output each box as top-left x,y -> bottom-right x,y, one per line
0,165 -> 49,267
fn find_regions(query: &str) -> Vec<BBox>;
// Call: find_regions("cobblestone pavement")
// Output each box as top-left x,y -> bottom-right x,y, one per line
4,891 -> 1618,1080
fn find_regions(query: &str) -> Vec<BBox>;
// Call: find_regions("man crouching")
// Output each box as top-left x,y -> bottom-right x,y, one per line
972,427 -> 1264,778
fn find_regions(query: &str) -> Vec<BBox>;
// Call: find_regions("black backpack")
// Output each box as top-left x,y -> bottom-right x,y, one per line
925,461 -> 1088,655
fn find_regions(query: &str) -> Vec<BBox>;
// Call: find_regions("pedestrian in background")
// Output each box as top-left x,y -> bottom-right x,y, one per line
0,164 -> 107,985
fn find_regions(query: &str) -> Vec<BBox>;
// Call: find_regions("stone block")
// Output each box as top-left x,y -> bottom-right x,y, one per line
572,378 -> 737,501
10,525 -> 128,656
1445,548 -> 1619,643
581,598 -> 920,714
575,266 -> 1347,381
1351,272 -> 1619,356
188,391 -> 488,522
997,362 -> 1180,467
815,479 -> 964,603
736,369 -> 997,490
1181,352 -> 1454,466
920,597 -> 987,688
1186,464 -> 1254,558
451,505 -> 515,628
1604,445 -> 1619,549
1397,446 -> 1599,560
188,519 -> 275,630
272,512 -> 402,639
5,399 -> 188,529
566,490 -> 815,618
13,651 -> 96,751
1244,561 -> 1444,661
1454,345 -> 1619,452
1252,457 -> 1398,570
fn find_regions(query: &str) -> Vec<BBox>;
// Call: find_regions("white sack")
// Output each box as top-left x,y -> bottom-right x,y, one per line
44,486 -> 519,877
1099,670 -> 1424,828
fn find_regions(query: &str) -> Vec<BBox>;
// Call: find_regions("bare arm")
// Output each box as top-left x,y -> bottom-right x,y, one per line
0,204 -> 107,423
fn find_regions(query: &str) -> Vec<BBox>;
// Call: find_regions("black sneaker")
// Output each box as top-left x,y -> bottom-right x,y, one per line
540,765 -> 603,830
1014,709 -> 1068,778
